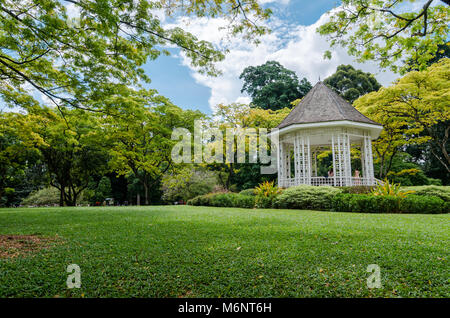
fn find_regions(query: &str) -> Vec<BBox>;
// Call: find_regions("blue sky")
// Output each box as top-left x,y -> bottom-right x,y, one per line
144,1 -> 343,114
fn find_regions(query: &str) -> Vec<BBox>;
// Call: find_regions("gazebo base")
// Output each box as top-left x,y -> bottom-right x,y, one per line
279,177 -> 378,187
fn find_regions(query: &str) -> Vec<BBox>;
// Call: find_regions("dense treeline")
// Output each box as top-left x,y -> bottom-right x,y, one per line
1,58 -> 449,207
0,1 -> 448,207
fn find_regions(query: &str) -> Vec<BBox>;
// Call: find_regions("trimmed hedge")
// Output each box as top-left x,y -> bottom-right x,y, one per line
339,186 -> 375,194
273,185 -> 341,210
332,193 -> 400,213
188,187 -> 448,214
399,195 -> 447,214
332,193 -> 446,214
187,193 -> 255,209
401,186 -> 450,202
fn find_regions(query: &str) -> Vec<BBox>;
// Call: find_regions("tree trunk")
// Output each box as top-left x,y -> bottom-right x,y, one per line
144,183 -> 149,205
59,188 -> 64,207
136,193 -> 140,206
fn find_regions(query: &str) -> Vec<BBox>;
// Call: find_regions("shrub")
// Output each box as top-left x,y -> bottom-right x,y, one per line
187,193 -> 255,209
274,185 -> 342,210
401,186 -> 450,202
255,196 -> 274,209
162,168 -> 217,202
445,202 -> 450,213
21,187 -> 60,206
254,181 -> 282,209
210,193 -> 234,207
340,186 -> 375,194
332,193 -> 448,214
399,195 -> 445,214
332,193 -> 401,213
239,188 -> 256,196
187,193 -> 215,206
231,194 -> 255,208
371,179 -> 415,198
254,181 -> 282,197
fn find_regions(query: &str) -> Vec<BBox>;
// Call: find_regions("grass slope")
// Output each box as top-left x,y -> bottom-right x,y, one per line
0,206 -> 448,298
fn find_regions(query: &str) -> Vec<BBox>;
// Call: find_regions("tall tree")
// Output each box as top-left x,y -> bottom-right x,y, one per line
17,108 -> 109,206
0,112 -> 37,205
323,64 -> 381,103
318,0 -> 450,74
106,91 -> 203,205
211,103 -> 290,190
404,42 -> 450,184
239,61 -> 312,110
0,0 -> 271,113
354,58 -> 450,177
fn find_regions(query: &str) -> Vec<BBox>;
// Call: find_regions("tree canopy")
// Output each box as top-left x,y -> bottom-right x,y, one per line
239,61 -> 312,110
0,0 -> 271,113
355,58 -> 450,177
323,64 -> 381,103
318,0 -> 450,74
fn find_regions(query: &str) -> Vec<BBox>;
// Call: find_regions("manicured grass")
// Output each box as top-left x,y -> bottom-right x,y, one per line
0,206 -> 448,297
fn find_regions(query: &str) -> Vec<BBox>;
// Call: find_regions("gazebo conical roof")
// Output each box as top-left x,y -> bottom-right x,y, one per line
277,81 -> 381,129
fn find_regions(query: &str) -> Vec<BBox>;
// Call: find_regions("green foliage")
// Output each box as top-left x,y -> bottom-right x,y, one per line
381,152 -> 437,186
239,188 -> 256,196
91,176 -> 112,203
254,181 -> 282,208
254,181 -> 281,197
332,193 -> 401,213
339,186 -> 375,194
318,0 -> 450,74
323,64 -> 381,103
0,112 -> 39,206
399,195 -> 446,214
162,168 -> 217,202
17,108 -> 109,206
0,0 -> 272,113
401,186 -> 450,202
106,94 -> 203,205
21,187 -> 60,206
355,59 -> 450,176
239,61 -> 312,110
187,192 -> 255,209
332,193 -> 447,214
273,185 -> 342,210
371,179 -> 415,198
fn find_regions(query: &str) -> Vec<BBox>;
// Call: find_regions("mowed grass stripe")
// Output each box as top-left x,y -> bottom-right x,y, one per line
0,206 -> 448,297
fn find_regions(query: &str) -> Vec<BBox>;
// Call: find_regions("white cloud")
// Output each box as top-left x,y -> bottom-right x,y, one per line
259,0 -> 290,4
166,7 -> 399,112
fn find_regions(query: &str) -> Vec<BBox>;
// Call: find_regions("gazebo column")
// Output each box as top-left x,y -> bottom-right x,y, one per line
293,134 -> 311,185
361,133 -> 375,185
331,132 -> 352,186
278,140 -> 285,187
277,139 -> 282,187
278,140 -> 292,187
311,148 -> 317,177
285,143 -> 291,185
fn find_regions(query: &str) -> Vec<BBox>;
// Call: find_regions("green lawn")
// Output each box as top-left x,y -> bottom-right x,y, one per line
0,206 -> 448,298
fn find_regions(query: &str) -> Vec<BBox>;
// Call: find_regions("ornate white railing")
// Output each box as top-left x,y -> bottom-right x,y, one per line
279,177 -> 378,188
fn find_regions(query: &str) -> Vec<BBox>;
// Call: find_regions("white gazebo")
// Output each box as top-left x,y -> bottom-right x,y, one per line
275,82 -> 383,187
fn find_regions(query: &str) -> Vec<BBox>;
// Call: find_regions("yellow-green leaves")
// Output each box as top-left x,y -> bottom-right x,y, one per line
354,58 -> 450,175
0,0 -> 271,112
317,0 -> 450,74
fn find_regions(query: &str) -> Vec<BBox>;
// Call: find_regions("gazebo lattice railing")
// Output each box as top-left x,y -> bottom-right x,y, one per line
277,127 -> 380,188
